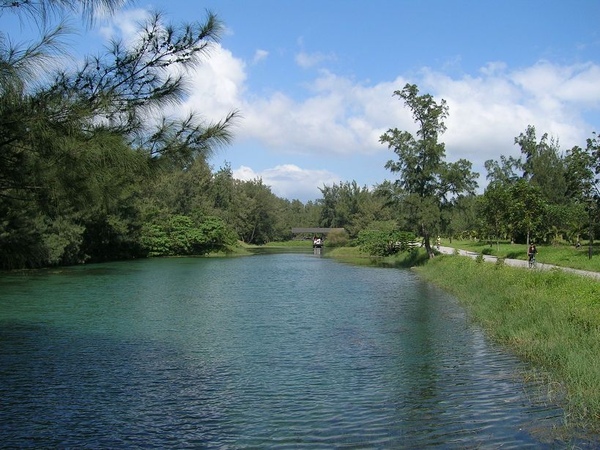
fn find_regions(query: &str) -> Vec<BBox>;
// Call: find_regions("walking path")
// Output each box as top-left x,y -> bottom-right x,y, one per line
437,246 -> 600,281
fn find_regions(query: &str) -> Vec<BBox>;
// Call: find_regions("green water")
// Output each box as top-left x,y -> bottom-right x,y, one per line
0,253 -> 581,448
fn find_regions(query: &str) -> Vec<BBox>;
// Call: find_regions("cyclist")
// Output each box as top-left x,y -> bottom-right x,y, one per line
527,244 -> 537,268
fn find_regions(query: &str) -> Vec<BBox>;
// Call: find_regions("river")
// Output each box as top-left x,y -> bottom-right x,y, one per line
0,252 -> 587,448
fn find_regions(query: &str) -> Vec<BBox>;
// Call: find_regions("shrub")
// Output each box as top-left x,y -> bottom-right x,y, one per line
356,229 -> 416,256
326,229 -> 349,248
140,215 -> 236,256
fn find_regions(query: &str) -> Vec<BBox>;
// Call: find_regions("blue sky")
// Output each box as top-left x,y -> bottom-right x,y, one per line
4,0 -> 600,201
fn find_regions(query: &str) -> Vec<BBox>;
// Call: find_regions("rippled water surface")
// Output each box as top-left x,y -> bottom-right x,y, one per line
0,253 -> 585,448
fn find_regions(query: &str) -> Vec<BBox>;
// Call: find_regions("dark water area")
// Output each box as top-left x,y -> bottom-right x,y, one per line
0,253 -> 595,448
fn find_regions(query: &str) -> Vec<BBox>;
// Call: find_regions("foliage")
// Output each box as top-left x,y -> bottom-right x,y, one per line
140,215 -> 236,256
233,178 -> 280,245
0,1 -> 244,269
505,179 -> 548,243
514,125 -> 567,205
2,2 -> 600,270
480,126 -> 600,247
380,84 -> 478,257
318,181 -> 387,237
356,229 -> 416,257
324,229 -> 349,248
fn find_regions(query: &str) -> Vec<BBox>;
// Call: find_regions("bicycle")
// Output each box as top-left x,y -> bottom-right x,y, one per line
528,256 -> 536,268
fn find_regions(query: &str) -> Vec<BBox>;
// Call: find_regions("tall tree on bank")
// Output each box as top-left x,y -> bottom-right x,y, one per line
565,132 -> 600,258
0,1 -> 238,268
514,125 -> 567,206
380,84 -> 478,258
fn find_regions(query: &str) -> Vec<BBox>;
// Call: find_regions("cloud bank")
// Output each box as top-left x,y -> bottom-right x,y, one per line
180,43 -> 599,199
105,11 -> 600,201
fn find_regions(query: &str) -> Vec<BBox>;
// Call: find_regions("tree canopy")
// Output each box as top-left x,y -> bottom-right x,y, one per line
380,84 -> 478,257
1,3 -> 599,268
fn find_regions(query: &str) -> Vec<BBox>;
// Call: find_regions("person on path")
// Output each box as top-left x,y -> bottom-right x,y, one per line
527,244 -> 537,265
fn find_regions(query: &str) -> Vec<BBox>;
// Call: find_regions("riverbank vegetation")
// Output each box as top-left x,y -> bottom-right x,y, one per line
414,253 -> 600,434
2,2 -> 600,272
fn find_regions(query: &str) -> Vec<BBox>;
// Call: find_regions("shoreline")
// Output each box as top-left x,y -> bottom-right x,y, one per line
413,252 -> 600,440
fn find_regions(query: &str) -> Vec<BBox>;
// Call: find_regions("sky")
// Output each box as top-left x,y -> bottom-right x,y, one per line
5,0 -> 600,202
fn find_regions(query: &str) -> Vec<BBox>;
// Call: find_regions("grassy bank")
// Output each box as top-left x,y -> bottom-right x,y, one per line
325,246 -> 429,268
448,239 -> 600,272
415,254 -> 600,433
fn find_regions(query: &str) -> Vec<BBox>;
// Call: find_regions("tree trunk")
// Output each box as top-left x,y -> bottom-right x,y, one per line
422,226 -> 434,258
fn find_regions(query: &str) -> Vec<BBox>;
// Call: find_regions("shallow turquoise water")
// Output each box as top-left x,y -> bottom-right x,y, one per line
0,253 -> 583,448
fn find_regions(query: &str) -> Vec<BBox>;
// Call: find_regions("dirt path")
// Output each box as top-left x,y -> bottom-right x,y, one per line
437,246 -> 600,281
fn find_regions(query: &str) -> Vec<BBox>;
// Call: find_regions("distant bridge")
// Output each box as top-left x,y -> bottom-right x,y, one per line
291,227 -> 345,235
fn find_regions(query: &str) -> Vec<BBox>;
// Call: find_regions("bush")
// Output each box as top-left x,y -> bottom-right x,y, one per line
356,229 -> 416,256
325,229 -> 349,248
140,215 -> 236,256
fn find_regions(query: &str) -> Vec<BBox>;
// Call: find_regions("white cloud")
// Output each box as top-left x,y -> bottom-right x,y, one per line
237,72 -> 415,156
206,57 -> 598,196
173,44 -> 247,122
172,49 -> 600,195
420,65 -> 597,182
252,49 -> 269,64
102,12 -> 600,197
98,8 -> 150,42
169,30 -> 600,156
295,51 -> 336,69
511,61 -> 600,108
233,164 -> 339,201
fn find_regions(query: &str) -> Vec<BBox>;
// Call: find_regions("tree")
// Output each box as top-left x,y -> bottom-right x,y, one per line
506,179 -> 548,244
235,178 -> 280,245
317,181 -> 380,237
356,229 -> 416,257
515,125 -> 567,205
444,194 -> 478,242
564,133 -> 600,257
0,1 -> 239,268
380,84 -> 478,257
2,0 -> 130,25
479,182 -> 511,246
140,214 -> 236,256
484,155 -> 520,185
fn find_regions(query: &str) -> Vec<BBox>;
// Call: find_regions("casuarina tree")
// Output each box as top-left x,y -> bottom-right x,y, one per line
380,83 -> 478,258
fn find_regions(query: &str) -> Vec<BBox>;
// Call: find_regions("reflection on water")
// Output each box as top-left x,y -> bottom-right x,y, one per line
0,254 -> 594,448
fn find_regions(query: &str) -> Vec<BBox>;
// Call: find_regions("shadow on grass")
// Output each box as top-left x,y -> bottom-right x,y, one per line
330,249 -> 430,269
371,249 -> 430,269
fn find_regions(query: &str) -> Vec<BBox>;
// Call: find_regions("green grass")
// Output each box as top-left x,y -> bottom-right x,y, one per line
263,240 -> 315,248
325,246 -> 430,268
415,254 -> 600,434
216,240 -> 314,255
446,239 -> 600,272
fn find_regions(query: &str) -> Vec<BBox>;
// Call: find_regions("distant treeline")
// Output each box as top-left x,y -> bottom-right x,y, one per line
2,2 -> 599,270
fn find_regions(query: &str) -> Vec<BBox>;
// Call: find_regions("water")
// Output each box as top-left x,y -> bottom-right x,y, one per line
0,253 -> 585,448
